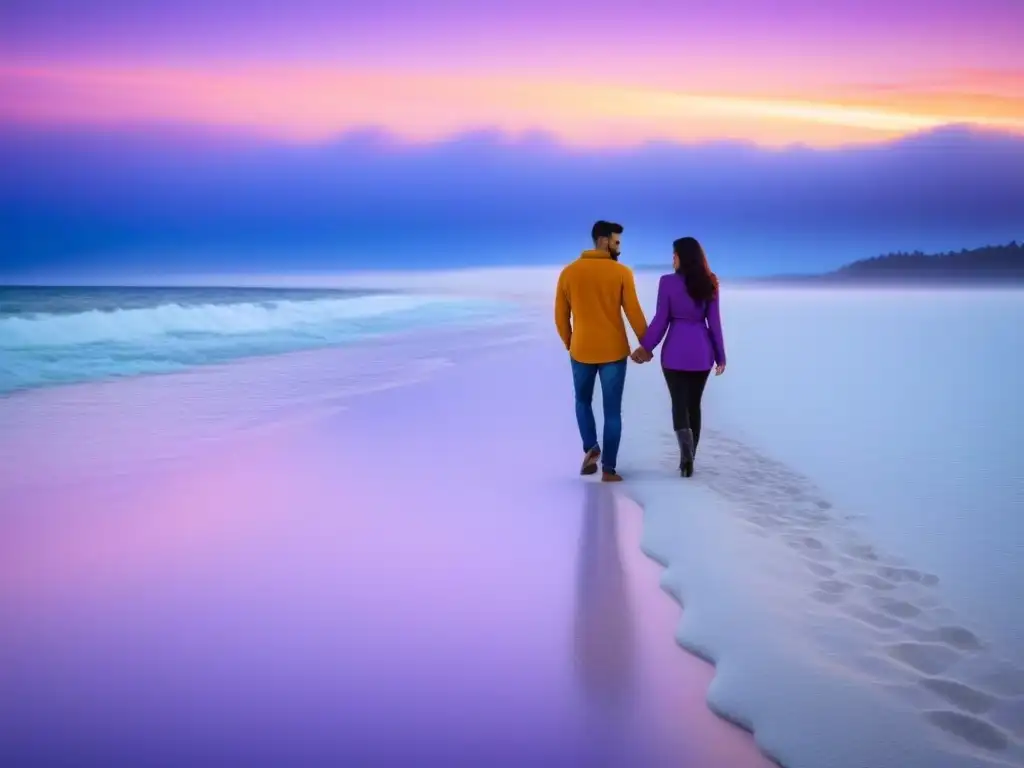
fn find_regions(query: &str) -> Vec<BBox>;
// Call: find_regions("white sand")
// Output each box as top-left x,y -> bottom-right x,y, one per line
609,280 -> 1024,768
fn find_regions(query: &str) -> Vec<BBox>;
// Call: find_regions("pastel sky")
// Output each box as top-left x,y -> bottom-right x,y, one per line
3,0 -> 1023,148
1,0 -> 1023,278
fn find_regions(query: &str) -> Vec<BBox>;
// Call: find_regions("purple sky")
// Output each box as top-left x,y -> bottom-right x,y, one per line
3,1 -> 1022,63
1,1 -> 1022,276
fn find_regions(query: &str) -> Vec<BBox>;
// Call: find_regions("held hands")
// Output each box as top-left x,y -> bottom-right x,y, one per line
630,347 -> 653,364
631,348 -> 724,373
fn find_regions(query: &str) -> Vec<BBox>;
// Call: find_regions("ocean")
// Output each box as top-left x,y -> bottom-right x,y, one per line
0,285 -> 515,394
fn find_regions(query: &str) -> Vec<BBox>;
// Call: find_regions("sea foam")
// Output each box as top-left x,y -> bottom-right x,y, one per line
0,293 -> 498,346
0,291 -> 515,393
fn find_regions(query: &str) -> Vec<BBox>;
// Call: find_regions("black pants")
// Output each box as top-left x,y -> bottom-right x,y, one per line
662,368 -> 711,448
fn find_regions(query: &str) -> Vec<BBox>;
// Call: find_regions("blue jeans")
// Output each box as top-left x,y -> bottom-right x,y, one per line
570,357 -> 628,472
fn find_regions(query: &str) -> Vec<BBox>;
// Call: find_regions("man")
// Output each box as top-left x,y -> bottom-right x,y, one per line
555,221 -> 649,482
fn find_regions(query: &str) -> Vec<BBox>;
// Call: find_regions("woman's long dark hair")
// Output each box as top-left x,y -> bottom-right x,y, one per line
673,237 -> 719,302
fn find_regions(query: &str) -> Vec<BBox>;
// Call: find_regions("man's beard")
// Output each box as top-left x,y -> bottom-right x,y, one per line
609,248 -> 620,261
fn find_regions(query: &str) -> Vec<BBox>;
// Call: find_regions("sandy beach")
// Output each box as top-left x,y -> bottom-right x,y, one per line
0,321 -> 772,767
2,279 -> 1022,768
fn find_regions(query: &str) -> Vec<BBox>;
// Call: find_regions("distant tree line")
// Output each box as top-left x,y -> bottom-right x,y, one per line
833,241 -> 1024,278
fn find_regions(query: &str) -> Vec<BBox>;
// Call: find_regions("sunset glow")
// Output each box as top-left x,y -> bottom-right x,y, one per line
3,63 -> 1023,148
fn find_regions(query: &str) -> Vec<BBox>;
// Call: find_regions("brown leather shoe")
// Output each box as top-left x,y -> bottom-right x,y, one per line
580,445 -> 601,475
601,471 -> 623,482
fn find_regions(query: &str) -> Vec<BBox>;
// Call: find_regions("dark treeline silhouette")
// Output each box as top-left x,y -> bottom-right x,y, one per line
836,241 -> 1024,278
757,241 -> 1024,285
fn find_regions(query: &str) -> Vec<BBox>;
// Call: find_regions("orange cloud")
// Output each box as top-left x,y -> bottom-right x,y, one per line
2,63 -> 1022,148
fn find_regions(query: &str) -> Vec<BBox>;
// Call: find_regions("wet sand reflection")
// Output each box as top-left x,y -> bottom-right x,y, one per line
0,342 -> 773,767
574,482 -> 638,762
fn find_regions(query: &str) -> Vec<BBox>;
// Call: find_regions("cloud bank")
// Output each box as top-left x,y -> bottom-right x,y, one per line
2,125 -> 1022,279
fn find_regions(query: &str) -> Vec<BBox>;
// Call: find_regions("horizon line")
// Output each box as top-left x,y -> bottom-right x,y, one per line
3,119 -> 1022,155
5,239 -> 1022,288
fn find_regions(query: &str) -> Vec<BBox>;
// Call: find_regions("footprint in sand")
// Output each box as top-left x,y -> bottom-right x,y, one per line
805,561 -> 836,578
907,625 -> 983,652
785,535 -> 836,563
877,564 -> 940,587
925,710 -> 1010,752
840,542 -> 882,563
842,604 -> 905,631
852,572 -> 898,591
920,678 -> 997,714
874,597 -> 923,620
885,642 -> 962,675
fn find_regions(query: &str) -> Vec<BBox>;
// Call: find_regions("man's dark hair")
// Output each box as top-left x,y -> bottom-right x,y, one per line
591,220 -> 624,243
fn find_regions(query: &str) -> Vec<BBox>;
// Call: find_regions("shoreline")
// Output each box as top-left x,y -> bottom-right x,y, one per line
0,312 -> 534,400
3,287 -> 1022,767
617,492 -> 788,768
0,322 -> 773,767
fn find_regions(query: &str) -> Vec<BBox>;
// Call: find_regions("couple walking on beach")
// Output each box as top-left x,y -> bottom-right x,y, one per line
554,221 -> 727,482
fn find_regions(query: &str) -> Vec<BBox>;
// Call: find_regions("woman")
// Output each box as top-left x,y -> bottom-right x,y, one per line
633,237 -> 726,477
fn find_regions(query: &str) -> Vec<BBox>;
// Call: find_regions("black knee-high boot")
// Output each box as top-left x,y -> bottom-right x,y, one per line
675,428 -> 694,477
